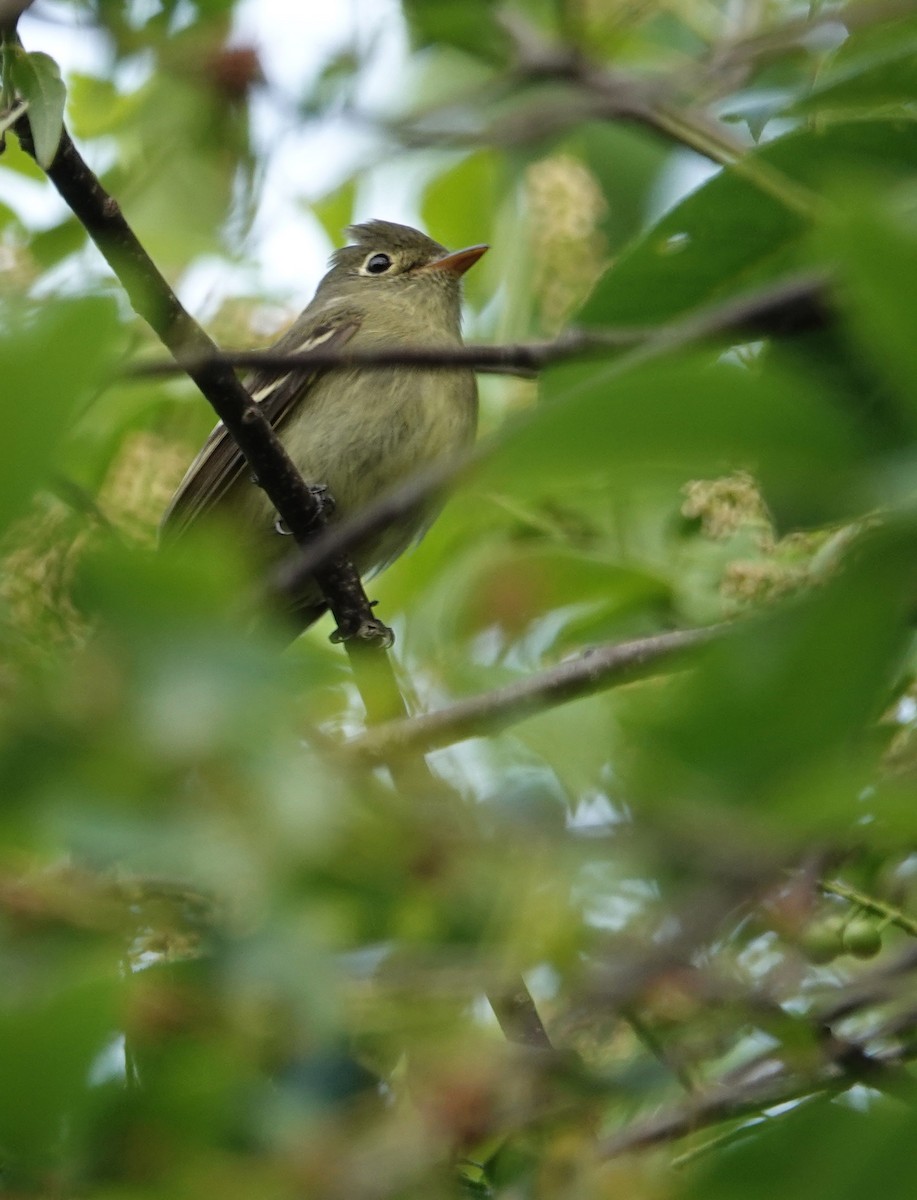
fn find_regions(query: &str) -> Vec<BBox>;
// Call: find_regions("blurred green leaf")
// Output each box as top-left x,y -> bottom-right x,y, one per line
0,964 -> 119,1172
579,121 -> 917,327
0,296 -> 120,534
310,178 -> 356,245
75,532 -> 260,637
402,0 -> 509,61
422,151 -> 502,307
444,540 -> 668,646
479,352 -> 860,526
634,520 -> 917,822
67,72 -> 133,140
684,1099 -> 917,1200
818,193 -> 917,433
792,14 -> 917,115
423,151 -> 500,255
29,215 -> 86,269
572,122 -> 669,253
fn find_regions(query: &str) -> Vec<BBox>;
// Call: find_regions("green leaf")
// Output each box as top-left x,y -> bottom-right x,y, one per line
793,14 -> 917,115
310,178 -> 356,245
684,1099 -> 917,1200
67,72 -> 130,139
0,297 -> 120,533
422,150 -> 502,305
633,520 -> 917,825
29,214 -> 85,269
478,352 -> 860,526
572,122 -> 670,253
579,121 -> 917,328
816,195 -> 917,434
422,151 -> 501,257
0,968 -> 120,1171
402,0 -> 509,61
443,541 -> 669,644
10,49 -> 66,170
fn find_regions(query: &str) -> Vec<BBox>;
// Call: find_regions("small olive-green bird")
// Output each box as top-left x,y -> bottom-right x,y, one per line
161,220 -> 487,632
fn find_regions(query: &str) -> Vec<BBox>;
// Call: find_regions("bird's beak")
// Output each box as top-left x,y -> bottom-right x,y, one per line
420,244 -> 489,277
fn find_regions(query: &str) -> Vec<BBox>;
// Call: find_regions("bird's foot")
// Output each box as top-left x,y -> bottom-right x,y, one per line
329,614 -> 394,649
272,486 -> 335,539
308,483 -> 335,518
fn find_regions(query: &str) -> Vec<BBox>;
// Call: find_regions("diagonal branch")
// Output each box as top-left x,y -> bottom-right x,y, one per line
598,941 -> 917,1158
598,1049 -> 902,1159
349,626 -> 720,760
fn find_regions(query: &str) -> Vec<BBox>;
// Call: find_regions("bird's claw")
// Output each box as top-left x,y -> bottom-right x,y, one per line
329,616 -> 394,649
308,483 -> 335,518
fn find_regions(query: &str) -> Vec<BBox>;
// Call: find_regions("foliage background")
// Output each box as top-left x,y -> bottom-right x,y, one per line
3,0 -> 917,1195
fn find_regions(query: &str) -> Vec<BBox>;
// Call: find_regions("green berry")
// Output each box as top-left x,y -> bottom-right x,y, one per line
842,919 -> 882,959
800,918 -> 844,964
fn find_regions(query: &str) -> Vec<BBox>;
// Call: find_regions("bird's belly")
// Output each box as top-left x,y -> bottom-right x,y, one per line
232,366 -> 476,576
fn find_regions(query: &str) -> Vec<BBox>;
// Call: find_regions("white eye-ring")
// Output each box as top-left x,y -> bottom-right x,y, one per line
363,252 -> 392,275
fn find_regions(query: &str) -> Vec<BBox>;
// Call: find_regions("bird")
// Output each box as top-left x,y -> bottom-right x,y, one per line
161,220 -> 487,634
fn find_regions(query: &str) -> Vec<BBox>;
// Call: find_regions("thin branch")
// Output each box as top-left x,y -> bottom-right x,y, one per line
348,626 -> 720,760
600,942 -> 917,1158
598,1059 -> 859,1158
699,0 -> 917,96
130,328 -> 643,380
129,270 -> 831,382
819,877 -> 917,939
390,14 -> 822,215
389,9 -> 747,168
0,0 -> 33,27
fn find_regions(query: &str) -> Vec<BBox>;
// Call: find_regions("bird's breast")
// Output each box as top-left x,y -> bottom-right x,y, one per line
283,365 -> 475,512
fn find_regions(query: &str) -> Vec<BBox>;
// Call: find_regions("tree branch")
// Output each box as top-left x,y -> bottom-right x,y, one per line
597,937 -> 917,1158
349,626 -> 720,760
130,269 -> 831,384
598,1052 -> 895,1158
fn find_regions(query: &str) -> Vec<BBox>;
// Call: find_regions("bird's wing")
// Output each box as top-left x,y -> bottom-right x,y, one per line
161,314 -> 362,537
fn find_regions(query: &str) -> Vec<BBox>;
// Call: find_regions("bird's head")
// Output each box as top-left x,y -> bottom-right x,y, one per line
316,220 -> 488,314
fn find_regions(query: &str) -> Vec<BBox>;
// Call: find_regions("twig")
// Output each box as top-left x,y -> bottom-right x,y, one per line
600,1067 -> 837,1157
600,941 -> 917,1158
700,0 -> 917,95
818,877 -> 917,939
349,627 -> 719,760
129,270 -> 831,382
129,328 -> 644,380
600,1028 -> 912,1159
393,14 -> 821,215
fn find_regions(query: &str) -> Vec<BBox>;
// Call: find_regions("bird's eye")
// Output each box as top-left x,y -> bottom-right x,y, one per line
364,252 -> 392,275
